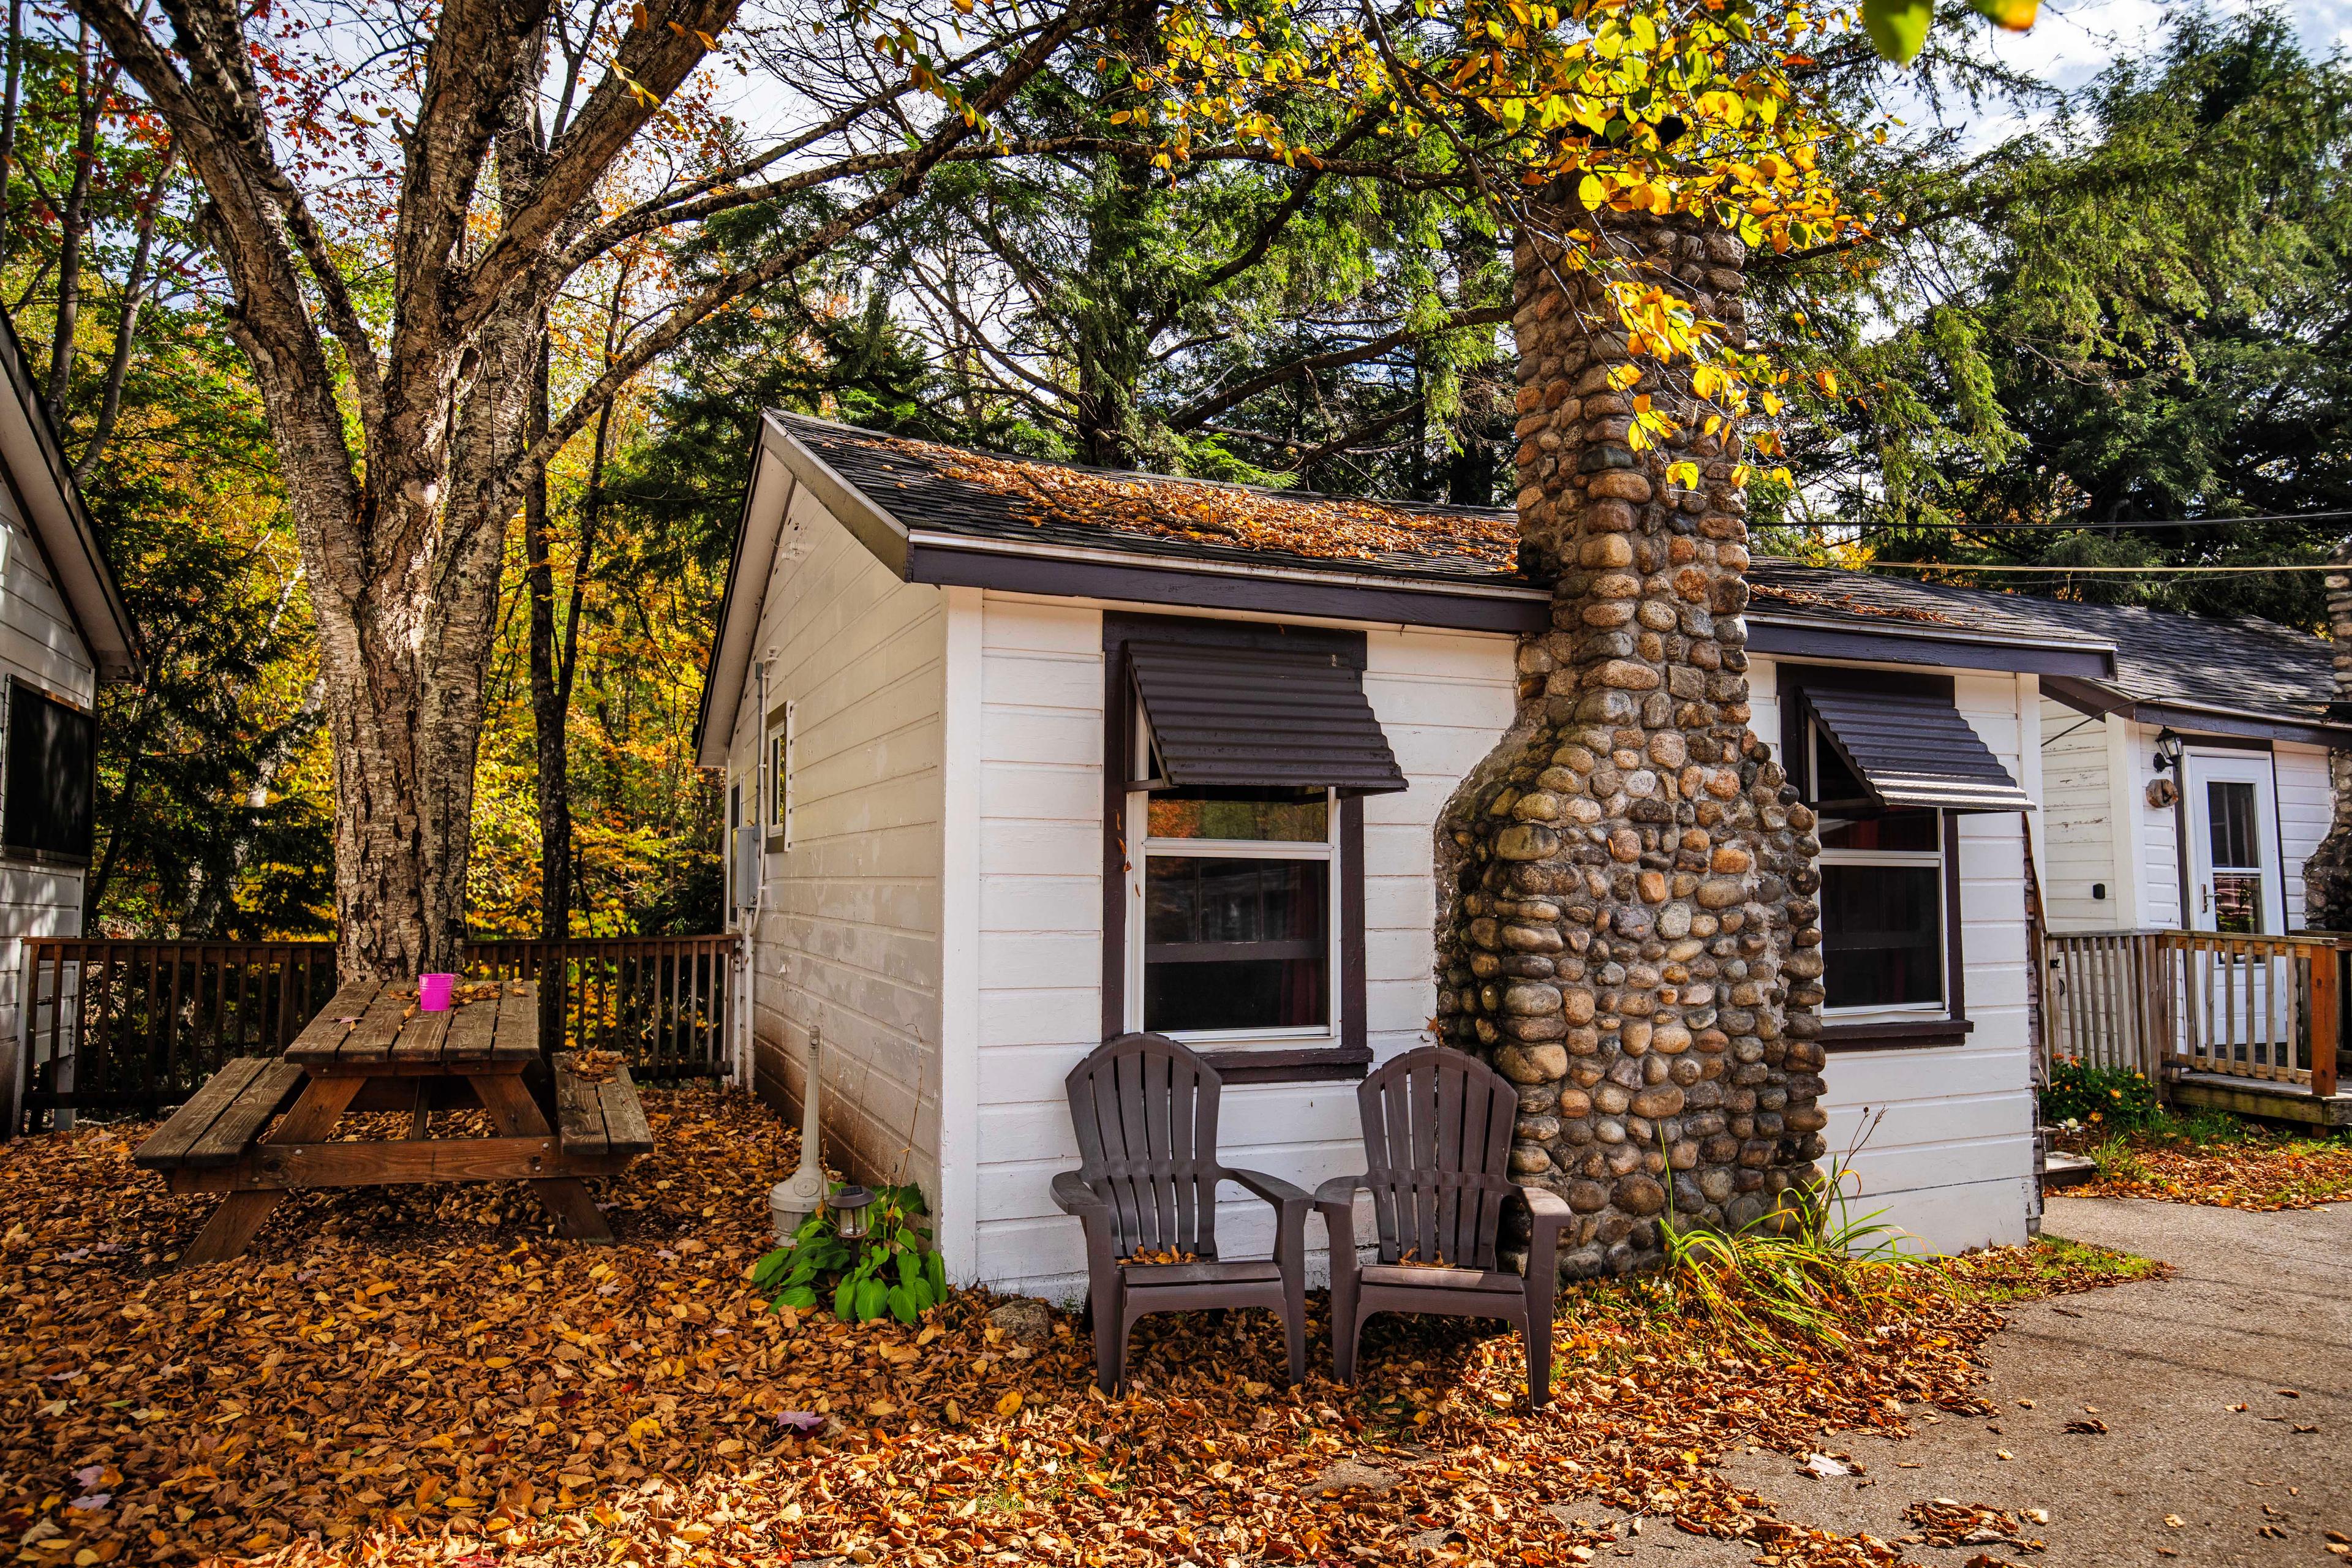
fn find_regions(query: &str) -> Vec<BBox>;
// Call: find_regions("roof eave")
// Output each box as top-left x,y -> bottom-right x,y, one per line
0,311 -> 140,681
691,414 -> 804,769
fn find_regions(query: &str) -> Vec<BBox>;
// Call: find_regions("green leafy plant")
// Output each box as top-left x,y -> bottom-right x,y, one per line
2043,1057 -> 2162,1130
752,1183 -> 949,1325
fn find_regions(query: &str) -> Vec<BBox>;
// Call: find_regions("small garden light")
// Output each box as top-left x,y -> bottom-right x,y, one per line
2154,728 -> 2184,772
827,1185 -> 873,1241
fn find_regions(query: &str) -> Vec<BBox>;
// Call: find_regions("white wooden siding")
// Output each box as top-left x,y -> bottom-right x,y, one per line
725,483 -> 946,1201
2275,742 -> 2331,926
2036,698 -> 2120,930
967,605 -> 1523,1297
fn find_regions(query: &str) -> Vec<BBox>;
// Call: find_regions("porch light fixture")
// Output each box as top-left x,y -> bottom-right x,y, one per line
2154,728 -> 2185,772
828,1185 -> 874,1241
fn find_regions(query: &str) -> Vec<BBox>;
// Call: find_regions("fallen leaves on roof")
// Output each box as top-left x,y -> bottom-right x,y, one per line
843,426 -> 1522,573
0,1089 -> 2150,1567
1749,576 -> 1972,628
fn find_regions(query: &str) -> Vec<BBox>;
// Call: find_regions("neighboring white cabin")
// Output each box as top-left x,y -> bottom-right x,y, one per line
0,317 -> 141,1129
2039,709 -> 2333,938
696,414 -> 2101,1298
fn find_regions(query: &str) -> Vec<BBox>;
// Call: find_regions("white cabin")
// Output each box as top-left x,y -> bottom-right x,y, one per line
696,412 -> 2144,1297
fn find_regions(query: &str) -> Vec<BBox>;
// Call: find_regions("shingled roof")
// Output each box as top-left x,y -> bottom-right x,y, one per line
767,412 -> 2333,732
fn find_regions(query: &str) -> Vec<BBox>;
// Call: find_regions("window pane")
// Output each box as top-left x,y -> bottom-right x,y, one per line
1144,856 -> 1328,1031
1820,862 -> 1942,1010
2207,780 -> 2260,870
1819,812 -> 1939,853
2,687 -> 92,861
1147,790 -> 1328,843
2212,872 -> 2263,935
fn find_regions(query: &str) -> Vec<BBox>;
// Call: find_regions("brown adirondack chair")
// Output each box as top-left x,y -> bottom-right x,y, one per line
1315,1045 -> 1574,1405
1052,1033 -> 1310,1393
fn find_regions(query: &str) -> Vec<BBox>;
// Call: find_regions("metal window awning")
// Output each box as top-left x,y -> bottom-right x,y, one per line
1804,687 -> 2034,813
1126,640 -> 1409,796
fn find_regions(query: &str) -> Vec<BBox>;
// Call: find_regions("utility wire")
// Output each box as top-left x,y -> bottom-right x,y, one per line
1775,509 -> 2352,532
1863,561 -> 2342,574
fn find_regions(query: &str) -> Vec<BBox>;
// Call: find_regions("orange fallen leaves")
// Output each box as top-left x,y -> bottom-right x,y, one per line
0,1088 -> 2150,1567
2059,1127 -> 2352,1211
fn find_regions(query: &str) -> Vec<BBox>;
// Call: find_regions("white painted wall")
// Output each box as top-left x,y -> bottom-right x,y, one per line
962,601 -> 1524,1298
2036,699 -> 2122,930
1752,656 -> 2036,1253
723,482 -> 947,1202
0,493 -> 100,1095
2275,742 -> 2332,927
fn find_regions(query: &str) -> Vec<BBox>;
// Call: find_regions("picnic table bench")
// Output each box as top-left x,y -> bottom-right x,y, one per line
134,978 -> 652,1266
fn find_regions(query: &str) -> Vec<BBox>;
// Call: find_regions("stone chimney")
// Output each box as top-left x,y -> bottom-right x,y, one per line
1432,203 -> 1830,1278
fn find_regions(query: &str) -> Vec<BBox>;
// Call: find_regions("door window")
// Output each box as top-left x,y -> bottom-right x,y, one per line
2204,780 -> 2264,935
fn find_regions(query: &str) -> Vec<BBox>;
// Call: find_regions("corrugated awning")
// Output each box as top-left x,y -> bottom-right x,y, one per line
1126,640 -> 1408,796
1804,687 -> 2034,813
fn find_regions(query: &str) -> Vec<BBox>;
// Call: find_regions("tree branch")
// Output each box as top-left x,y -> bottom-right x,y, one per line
448,1 -> 741,336
1167,305 -> 1510,431
519,0 -> 1116,482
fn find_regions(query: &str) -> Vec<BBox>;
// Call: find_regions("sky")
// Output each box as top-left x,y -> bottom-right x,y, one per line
1976,0 -> 2347,96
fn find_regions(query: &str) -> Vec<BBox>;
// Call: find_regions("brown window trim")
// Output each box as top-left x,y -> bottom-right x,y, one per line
1101,612 -> 1370,1082
1781,665 -> 1971,1052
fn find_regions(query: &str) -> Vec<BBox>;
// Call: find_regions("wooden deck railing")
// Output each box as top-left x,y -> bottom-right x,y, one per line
2040,929 -> 2346,1098
2041,930 -> 2172,1082
13,933 -> 737,1125
465,937 -> 736,1082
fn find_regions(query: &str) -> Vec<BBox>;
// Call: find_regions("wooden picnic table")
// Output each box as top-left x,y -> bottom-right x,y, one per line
133,978 -> 652,1267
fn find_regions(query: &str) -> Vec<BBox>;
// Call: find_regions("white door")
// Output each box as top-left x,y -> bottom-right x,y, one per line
2185,752 -> 2285,935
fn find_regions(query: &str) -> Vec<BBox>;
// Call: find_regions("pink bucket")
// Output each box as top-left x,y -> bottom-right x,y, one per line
418,973 -> 456,1011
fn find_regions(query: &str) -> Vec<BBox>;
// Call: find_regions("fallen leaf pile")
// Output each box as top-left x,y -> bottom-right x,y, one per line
2057,1126 -> 2352,1210
565,1050 -> 625,1085
926,440 -> 1521,571
1899,1497 -> 2046,1552
0,1087 -> 2160,1566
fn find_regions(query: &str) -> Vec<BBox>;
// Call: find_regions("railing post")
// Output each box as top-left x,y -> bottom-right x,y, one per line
2315,944 -> 2342,1099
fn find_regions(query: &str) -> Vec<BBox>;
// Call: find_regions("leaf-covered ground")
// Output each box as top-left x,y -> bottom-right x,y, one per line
2057,1120 -> 2352,1210
1,1087 -> 2153,1567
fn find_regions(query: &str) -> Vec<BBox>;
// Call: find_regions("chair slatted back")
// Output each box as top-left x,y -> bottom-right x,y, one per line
1065,1033 -> 1227,1259
1357,1046 -> 1518,1269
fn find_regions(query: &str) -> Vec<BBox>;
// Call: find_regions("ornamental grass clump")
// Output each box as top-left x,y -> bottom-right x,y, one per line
1654,1157 -> 1907,1355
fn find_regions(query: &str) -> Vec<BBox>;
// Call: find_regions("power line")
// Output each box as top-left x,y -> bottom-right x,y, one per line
1864,561 -> 2342,575
1774,509 -> 2352,533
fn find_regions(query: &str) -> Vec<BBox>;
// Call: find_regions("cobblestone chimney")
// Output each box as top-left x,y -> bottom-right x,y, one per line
1433,203 -> 1830,1277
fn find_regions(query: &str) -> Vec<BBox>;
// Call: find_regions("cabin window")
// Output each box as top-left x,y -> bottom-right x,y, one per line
1129,780 -> 1337,1036
1101,613 -> 1400,1080
1814,805 -> 1947,1014
2,681 -> 94,865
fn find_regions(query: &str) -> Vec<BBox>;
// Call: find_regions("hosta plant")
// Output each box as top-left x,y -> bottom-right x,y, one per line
753,1183 -> 948,1325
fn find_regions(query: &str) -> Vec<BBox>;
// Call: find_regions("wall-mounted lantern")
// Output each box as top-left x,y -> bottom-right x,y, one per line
2154,728 -> 2185,773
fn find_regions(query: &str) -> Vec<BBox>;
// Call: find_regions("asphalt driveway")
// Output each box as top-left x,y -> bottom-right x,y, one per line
1581,1197 -> 2352,1566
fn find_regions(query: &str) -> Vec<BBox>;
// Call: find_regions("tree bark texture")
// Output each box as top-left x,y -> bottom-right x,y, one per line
1431,203 -> 1828,1277
2304,533 -> 2352,930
